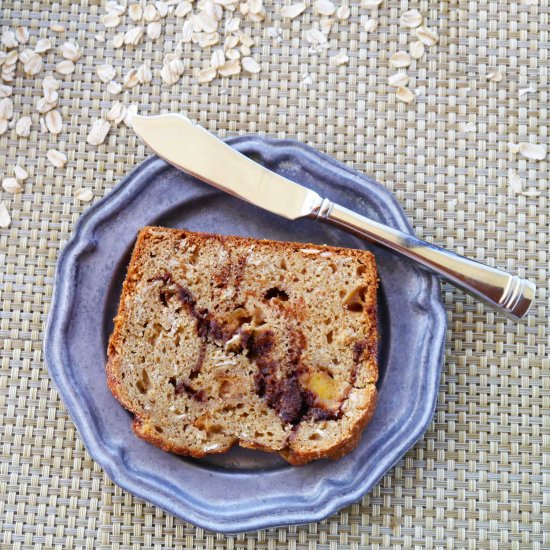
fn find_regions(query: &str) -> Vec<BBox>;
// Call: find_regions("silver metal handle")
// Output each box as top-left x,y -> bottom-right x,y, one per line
314,199 -> 535,319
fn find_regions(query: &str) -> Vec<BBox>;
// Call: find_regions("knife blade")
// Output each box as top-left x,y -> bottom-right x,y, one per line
131,113 -> 535,319
131,114 -> 323,220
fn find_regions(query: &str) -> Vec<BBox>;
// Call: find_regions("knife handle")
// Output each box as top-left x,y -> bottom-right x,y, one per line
314,199 -> 535,320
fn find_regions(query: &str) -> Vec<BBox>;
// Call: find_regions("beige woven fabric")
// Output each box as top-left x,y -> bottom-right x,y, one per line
0,0 -> 548,548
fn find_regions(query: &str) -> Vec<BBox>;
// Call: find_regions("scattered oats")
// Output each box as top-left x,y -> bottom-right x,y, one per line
176,1 -> 193,17
14,165 -> 28,181
518,87 -> 536,97
143,5 -> 158,22
74,188 -> 94,202
123,68 -> 140,88
2,177 -> 21,193
218,59 -> 241,76
0,98 -> 13,119
4,50 -> 18,66
47,148 -> 68,168
107,80 -> 123,94
363,18 -> 378,32
15,116 -> 32,137
0,51 -> 5,65
156,1 -> 169,17
363,0 -> 383,8
509,142 -> 520,154
19,48 -> 34,65
281,2 -> 306,19
15,27 -> 30,44
0,202 -> 11,228
97,64 -> 116,83
224,34 -> 240,49
198,32 -> 220,47
336,5 -> 350,19
400,9 -> 422,28
0,85 -> 12,98
56,59 -> 75,74
315,0 -> 336,16
87,118 -> 111,146
106,1 -> 127,15
107,101 -> 127,124
36,97 -> 56,114
124,26 -> 145,46
211,48 -> 226,69
147,21 -> 162,39
1,31 -> 18,49
239,32 -> 254,47
388,72 -> 409,87
214,0 -> 237,7
487,70 -> 503,82
168,59 -> 185,76
240,44 -> 251,56
249,0 -> 263,15
124,104 -> 138,127
463,122 -> 476,132
306,27 -> 328,45
137,63 -> 153,83
319,18 -> 334,34
0,69 -> 14,83
416,26 -> 439,46
226,18 -> 241,34
225,48 -> 240,60
389,51 -> 411,68
0,119 -> 8,135
24,54 -> 43,76
248,9 -> 266,22
128,4 -> 144,21
240,2 -> 249,15
50,22 -> 66,32
162,58 -> 185,85
196,12 -> 218,33
395,86 -> 415,104
50,23 -> 65,33
35,38 -> 52,53
198,66 -> 217,82
508,170 -> 524,193
61,41 -> 82,62
242,56 -> 261,73
113,33 -> 125,48
181,20 -> 194,42
410,40 -> 425,60
330,51 -> 349,66
518,142 -> 546,160
45,110 -> 62,134
101,13 -> 121,27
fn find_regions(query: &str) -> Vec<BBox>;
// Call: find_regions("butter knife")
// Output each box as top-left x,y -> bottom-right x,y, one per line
132,114 -> 535,320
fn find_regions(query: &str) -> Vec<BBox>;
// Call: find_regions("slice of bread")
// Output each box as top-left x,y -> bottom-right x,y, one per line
106,227 -> 378,465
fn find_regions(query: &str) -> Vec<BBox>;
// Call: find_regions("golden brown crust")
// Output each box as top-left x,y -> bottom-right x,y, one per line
106,226 -> 379,465
280,386 -> 377,465
132,417 -> 238,458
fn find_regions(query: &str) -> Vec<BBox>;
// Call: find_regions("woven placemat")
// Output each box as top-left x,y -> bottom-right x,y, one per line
0,0 -> 548,548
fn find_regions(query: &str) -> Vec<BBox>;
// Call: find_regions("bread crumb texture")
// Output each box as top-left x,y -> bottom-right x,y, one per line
106,227 -> 379,465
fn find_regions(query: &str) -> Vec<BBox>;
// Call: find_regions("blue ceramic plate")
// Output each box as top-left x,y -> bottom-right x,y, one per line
44,137 -> 446,533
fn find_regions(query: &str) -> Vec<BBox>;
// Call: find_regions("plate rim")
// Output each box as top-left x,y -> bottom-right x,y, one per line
44,136 -> 447,533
